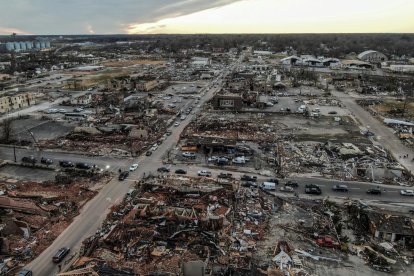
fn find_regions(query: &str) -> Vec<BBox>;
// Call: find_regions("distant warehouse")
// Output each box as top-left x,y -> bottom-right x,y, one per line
358,50 -> 388,63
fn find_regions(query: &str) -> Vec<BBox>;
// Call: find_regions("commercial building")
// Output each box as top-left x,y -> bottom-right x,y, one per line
358,50 -> 388,63
70,94 -> 92,105
212,93 -> 244,110
0,93 -> 36,114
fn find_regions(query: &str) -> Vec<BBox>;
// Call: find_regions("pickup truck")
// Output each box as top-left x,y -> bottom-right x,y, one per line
197,170 -> 212,177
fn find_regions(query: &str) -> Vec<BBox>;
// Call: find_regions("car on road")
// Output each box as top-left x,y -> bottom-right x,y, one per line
197,170 -> 212,177
75,162 -> 91,170
366,188 -> 381,195
129,163 -> 139,171
21,156 -> 37,164
400,189 -> 414,196
305,184 -> 322,195
52,247 -> 70,263
166,130 -> 172,136
157,167 -> 170,173
58,108 -> 66,113
242,181 -> 258,188
59,160 -> 74,167
332,185 -> 349,192
174,122 -> 180,127
41,157 -> 53,165
218,172 -> 233,179
280,186 -> 295,193
182,152 -> 196,158
73,107 -> 84,112
175,169 -> 187,174
118,171 -> 129,181
232,156 -> 246,164
145,151 -> 152,156
285,180 -> 299,188
241,175 -> 257,182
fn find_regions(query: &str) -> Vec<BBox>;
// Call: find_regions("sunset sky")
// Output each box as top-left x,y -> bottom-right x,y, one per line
0,0 -> 413,35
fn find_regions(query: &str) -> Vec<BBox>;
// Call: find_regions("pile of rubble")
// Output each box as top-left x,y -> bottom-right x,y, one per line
67,175 -> 273,275
282,141 -> 412,184
0,170 -> 110,273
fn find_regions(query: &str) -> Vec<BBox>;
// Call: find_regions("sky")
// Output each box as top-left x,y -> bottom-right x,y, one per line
0,0 -> 413,35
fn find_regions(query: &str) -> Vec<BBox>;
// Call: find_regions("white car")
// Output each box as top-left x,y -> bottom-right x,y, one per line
198,170 -> 212,177
129,163 -> 139,171
233,157 -> 246,164
400,189 -> 414,196
208,156 -> 218,162
182,152 -> 196,158
174,122 -> 180,127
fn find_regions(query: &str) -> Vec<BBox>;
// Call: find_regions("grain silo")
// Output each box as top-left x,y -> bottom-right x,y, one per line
19,42 -> 27,50
6,42 -> 15,51
40,42 -> 46,48
45,41 -> 51,48
25,41 -> 33,49
13,42 -> 21,50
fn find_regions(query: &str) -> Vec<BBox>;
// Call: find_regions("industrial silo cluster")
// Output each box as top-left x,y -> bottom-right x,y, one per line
4,41 -> 51,51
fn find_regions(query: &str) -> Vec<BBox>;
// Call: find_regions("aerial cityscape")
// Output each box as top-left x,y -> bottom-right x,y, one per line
0,1 -> 414,276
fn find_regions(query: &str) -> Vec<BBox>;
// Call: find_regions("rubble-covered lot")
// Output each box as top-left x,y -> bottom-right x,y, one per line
255,197 -> 414,276
0,168 -> 111,272
67,175 -> 274,275
67,176 -> 414,275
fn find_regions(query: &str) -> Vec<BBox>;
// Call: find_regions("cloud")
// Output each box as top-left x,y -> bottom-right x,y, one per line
87,25 -> 95,34
0,0 -> 242,34
0,26 -> 32,35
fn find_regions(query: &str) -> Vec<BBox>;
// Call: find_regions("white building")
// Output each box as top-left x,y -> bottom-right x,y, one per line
358,50 -> 388,63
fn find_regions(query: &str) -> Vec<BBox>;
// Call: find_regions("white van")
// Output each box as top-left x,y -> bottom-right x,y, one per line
261,182 -> 276,191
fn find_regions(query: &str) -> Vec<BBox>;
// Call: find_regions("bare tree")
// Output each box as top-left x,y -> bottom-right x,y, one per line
1,118 -> 14,143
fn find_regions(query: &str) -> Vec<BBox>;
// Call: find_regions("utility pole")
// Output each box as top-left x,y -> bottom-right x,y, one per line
13,145 -> 16,162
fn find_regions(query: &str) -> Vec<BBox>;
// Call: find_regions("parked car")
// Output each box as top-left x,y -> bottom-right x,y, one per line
366,188 -> 381,195
52,247 -> 70,263
166,130 -> 172,136
182,152 -> 196,158
129,163 -> 139,171
332,185 -> 349,192
208,156 -> 219,162
198,170 -> 212,177
400,189 -> 414,196
285,180 -> 299,188
157,167 -> 170,173
40,157 -> 53,165
232,156 -> 246,164
21,156 -> 37,164
175,169 -> 187,174
59,160 -> 74,167
241,175 -> 257,182
76,162 -> 91,170
17,269 -> 32,276
217,157 -> 229,165
174,122 -> 180,127
328,111 -> 338,115
73,107 -> 84,112
305,184 -> 322,195
118,171 -> 129,181
145,151 -> 152,156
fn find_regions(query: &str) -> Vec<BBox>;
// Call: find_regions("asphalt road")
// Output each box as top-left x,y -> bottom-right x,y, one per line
162,164 -> 414,205
23,61 -> 230,276
331,89 -> 414,173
